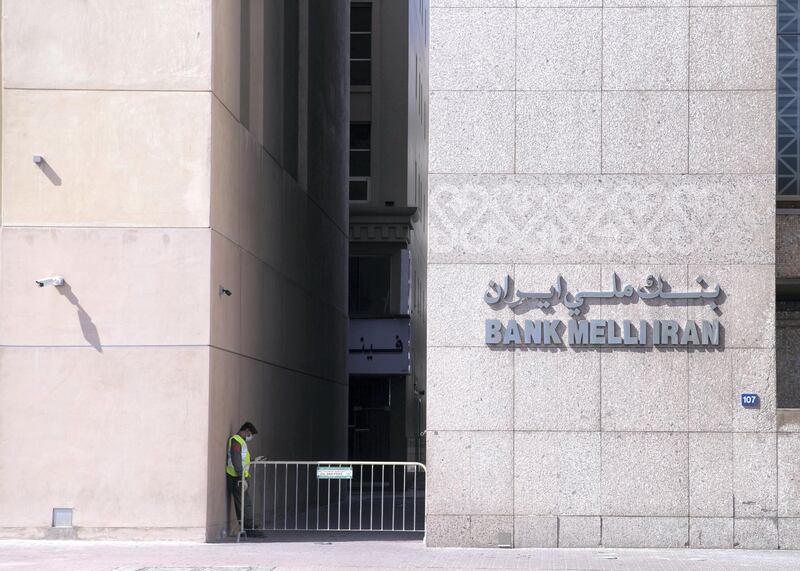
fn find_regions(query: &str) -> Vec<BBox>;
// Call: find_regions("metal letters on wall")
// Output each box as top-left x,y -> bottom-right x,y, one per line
483,273 -> 724,348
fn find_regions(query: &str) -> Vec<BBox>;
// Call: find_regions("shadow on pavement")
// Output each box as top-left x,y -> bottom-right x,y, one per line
227,531 -> 424,543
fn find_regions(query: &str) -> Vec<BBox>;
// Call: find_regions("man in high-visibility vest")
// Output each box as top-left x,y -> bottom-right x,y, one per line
227,421 -> 257,531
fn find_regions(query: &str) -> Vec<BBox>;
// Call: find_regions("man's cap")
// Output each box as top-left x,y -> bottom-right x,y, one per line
240,421 -> 258,435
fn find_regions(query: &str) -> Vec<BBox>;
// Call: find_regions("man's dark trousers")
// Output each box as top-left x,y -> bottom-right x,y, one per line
227,474 -> 253,530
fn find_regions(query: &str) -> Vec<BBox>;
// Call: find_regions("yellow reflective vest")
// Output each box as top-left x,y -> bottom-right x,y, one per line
226,434 -> 251,478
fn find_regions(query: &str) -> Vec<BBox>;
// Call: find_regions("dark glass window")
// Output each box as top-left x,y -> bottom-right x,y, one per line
349,123 -> 371,180
349,179 -> 369,201
351,4 -> 371,33
350,123 -> 371,149
351,34 -> 371,60
779,1 -> 800,196
349,256 -> 391,315
350,151 -> 371,177
350,3 -> 372,86
351,61 -> 371,86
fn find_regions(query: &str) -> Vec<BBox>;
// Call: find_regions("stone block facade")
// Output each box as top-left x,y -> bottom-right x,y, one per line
427,2 -> 780,548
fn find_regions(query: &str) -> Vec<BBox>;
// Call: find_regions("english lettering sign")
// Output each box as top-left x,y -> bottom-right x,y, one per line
485,318 -> 719,347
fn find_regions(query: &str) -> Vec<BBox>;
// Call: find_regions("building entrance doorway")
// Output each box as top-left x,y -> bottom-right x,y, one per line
349,376 -> 407,461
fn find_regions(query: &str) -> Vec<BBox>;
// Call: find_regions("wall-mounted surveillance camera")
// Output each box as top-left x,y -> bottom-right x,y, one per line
35,276 -> 65,288
33,155 -> 44,165
219,286 -> 232,297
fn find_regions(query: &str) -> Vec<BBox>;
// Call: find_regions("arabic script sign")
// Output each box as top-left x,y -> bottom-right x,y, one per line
348,318 -> 410,375
485,273 -> 721,315
484,273 -> 723,348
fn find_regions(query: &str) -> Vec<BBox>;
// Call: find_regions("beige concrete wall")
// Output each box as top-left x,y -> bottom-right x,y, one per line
2,0 -> 212,90
0,1 -> 214,539
0,228 -> 210,347
205,0 -> 349,540
0,346 -> 210,539
2,90 -> 211,227
0,0 -> 350,542
427,3 -> 778,549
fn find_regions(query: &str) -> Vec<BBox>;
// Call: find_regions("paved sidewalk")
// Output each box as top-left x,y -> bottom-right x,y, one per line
1,538 -> 800,571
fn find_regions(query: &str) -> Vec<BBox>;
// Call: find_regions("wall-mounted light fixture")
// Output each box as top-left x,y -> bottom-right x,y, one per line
219,286 -> 232,297
35,276 -> 65,288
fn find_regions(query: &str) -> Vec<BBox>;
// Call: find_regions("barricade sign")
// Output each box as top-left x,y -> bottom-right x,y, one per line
317,466 -> 353,479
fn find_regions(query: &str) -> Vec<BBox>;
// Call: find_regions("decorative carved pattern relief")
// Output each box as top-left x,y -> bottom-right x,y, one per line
429,175 -> 774,265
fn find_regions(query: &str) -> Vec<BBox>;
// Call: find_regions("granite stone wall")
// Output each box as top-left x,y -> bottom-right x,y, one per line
426,1 -> 787,548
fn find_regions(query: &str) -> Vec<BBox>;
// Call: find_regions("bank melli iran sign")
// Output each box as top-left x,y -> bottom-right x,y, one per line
484,273 -> 723,347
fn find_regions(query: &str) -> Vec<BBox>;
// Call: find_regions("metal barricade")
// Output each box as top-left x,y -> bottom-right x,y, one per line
236,461 -> 426,540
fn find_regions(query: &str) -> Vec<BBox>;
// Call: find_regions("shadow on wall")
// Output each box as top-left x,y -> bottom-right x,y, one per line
58,282 -> 102,352
35,157 -> 62,186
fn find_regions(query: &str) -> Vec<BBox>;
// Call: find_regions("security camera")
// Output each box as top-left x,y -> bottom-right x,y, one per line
219,286 -> 232,297
35,276 -> 65,288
